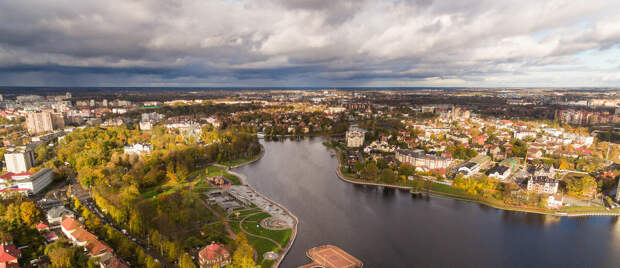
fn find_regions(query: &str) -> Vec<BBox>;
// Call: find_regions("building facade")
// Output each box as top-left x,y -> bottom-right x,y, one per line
395,149 -> 453,171
0,168 -> 54,195
26,111 -> 65,134
346,126 -> 366,147
199,242 -> 231,268
4,150 -> 34,173
527,176 -> 559,194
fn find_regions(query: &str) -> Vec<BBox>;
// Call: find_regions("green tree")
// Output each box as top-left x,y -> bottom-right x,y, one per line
398,163 -> 415,177
360,162 -> 379,180
379,169 -> 396,183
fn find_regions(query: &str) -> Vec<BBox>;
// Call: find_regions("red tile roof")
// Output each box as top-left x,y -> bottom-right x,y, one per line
85,240 -> 111,256
0,172 -> 33,180
0,244 -> 20,263
36,222 -> 49,230
61,217 -> 81,231
199,242 -> 230,262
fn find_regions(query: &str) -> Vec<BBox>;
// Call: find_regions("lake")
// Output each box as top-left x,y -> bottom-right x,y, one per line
235,138 -> 620,267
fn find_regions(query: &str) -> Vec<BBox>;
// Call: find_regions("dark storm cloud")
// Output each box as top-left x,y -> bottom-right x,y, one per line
0,0 -> 620,86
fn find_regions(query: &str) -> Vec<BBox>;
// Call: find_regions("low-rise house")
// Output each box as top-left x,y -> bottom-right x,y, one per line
526,148 -> 543,160
457,155 -> 491,176
47,206 -> 74,226
514,130 -> 537,140
547,194 -> 564,209
527,176 -> 559,194
0,234 -> 21,268
61,217 -> 113,258
198,242 -> 231,268
123,143 -> 152,155
100,255 -> 129,268
487,165 -> 511,180
36,222 -> 49,232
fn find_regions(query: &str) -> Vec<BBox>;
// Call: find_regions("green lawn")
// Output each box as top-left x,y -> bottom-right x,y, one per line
560,206 -> 609,212
242,212 -> 292,247
227,211 -> 294,268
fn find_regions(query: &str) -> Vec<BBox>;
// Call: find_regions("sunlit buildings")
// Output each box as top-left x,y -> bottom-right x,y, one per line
26,111 -> 65,134
346,126 -> 366,147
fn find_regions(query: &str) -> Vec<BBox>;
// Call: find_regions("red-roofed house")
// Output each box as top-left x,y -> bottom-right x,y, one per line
0,235 -> 21,268
36,222 -> 49,232
60,217 -> 113,258
100,255 -> 129,268
198,242 -> 231,268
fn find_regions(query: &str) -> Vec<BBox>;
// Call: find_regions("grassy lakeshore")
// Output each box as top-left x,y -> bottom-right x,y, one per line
333,149 -> 620,217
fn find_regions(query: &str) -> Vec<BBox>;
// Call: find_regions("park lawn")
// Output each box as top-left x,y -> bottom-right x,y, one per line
260,259 -> 275,268
430,183 -> 471,196
242,212 -> 292,247
247,237 -> 280,266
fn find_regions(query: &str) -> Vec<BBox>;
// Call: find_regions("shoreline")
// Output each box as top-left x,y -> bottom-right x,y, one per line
227,144 -> 299,268
330,146 -> 620,217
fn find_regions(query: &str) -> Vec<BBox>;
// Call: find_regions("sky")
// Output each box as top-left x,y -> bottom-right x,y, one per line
1,0 -> 620,87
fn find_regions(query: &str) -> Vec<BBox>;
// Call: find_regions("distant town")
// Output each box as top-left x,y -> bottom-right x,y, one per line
2,87 -> 620,268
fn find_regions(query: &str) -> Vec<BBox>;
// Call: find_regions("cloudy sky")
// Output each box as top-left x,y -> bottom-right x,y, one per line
1,0 -> 620,87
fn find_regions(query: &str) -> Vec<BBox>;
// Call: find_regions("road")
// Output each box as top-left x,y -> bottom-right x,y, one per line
73,182 -> 175,268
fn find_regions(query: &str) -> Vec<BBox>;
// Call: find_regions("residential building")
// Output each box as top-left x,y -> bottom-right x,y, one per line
395,149 -> 453,171
0,168 -> 54,195
61,217 -> 113,258
26,111 -> 65,134
47,206 -> 75,226
514,130 -> 537,140
139,121 -> 152,130
487,165 -> 511,180
0,234 -> 20,268
547,194 -> 564,209
346,126 -> 366,147
457,155 -> 492,176
198,242 -> 231,268
4,149 -> 34,173
527,176 -> 559,194
123,143 -> 153,155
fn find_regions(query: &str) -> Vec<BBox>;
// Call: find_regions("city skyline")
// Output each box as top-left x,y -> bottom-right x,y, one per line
1,1 -> 620,87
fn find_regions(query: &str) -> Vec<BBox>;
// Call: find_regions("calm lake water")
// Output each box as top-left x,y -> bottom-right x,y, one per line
235,138 -> 620,268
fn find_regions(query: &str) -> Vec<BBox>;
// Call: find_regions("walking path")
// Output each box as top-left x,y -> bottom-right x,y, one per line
197,198 -> 237,240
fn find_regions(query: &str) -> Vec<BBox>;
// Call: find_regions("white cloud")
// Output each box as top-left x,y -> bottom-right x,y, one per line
0,0 -> 619,86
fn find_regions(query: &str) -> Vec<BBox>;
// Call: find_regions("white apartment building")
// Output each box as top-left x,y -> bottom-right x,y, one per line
4,150 -> 34,173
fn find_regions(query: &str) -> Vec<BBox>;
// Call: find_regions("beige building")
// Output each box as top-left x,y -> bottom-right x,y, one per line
26,111 -> 65,134
4,150 -> 34,173
346,126 -> 366,147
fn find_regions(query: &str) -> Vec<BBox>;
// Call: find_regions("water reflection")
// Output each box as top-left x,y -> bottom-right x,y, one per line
236,138 -> 620,267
